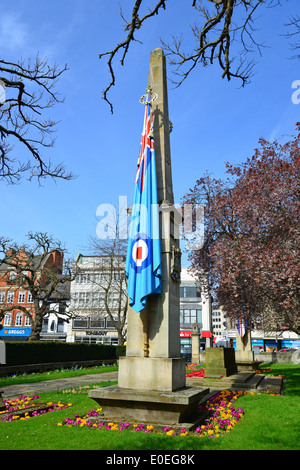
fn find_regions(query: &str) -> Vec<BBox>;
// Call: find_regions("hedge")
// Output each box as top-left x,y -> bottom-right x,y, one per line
4,341 -> 126,366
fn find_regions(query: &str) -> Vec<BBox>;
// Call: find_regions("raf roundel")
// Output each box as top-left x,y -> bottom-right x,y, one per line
130,235 -> 151,272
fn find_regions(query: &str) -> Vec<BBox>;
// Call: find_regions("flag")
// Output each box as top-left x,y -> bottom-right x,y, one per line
125,93 -> 162,312
236,314 -> 247,337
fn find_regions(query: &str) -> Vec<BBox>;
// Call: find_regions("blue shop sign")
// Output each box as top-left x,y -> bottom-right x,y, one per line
0,328 -> 31,337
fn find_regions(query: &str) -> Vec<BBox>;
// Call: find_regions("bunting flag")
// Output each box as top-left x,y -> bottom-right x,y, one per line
236,314 -> 247,337
125,93 -> 162,312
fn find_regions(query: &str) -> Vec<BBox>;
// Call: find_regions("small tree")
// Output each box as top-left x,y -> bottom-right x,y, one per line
0,232 -> 75,340
86,234 -> 128,346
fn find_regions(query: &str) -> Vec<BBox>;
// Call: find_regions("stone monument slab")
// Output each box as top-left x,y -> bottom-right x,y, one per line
204,347 -> 237,377
89,385 -> 209,429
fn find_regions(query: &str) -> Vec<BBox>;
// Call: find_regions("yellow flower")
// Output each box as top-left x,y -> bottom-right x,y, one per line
147,425 -> 154,431
57,423 -> 63,426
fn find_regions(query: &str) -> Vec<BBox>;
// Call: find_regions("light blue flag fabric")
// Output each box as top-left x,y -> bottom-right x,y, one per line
125,96 -> 162,312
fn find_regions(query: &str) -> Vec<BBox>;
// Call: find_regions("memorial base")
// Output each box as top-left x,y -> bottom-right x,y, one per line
88,385 -> 210,430
118,356 -> 186,392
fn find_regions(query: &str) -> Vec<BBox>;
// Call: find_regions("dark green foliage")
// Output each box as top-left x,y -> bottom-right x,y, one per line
4,341 -> 118,366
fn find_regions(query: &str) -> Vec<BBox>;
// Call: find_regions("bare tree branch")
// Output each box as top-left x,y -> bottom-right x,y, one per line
99,0 -> 167,113
99,0 -> 281,112
284,15 -> 300,59
0,55 -> 75,184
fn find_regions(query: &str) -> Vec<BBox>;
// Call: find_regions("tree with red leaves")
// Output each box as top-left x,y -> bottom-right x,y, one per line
184,123 -> 300,335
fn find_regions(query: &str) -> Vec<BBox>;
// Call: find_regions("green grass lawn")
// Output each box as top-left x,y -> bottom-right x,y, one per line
0,363 -> 118,387
0,363 -> 299,450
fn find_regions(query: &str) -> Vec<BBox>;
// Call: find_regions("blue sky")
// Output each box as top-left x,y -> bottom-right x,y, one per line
1,0 -> 299,266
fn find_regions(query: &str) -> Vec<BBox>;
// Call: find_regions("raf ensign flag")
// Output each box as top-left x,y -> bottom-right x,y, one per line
125,94 -> 162,312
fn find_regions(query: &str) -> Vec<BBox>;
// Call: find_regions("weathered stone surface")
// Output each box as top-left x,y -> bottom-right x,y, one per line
205,347 -> 237,377
89,385 -> 209,427
118,356 -> 186,391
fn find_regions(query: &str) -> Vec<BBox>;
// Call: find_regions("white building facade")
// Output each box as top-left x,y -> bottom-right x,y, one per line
67,254 -> 127,345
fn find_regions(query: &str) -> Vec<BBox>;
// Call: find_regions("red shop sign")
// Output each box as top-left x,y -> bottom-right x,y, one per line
180,331 -> 193,338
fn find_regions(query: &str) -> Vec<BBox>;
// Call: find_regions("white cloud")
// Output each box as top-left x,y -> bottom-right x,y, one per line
0,13 -> 30,51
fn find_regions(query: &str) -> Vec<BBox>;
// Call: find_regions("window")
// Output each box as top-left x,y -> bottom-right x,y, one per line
27,292 -> 33,303
18,291 -> 26,303
24,315 -> 31,326
78,292 -> 90,308
15,312 -> 23,326
180,308 -> 202,325
90,317 -> 105,329
4,313 -> 11,326
91,292 -> 100,308
106,318 -> 117,329
0,291 -> 5,303
57,318 -> 65,333
9,271 -> 17,281
180,286 -> 201,298
7,291 -> 14,303
73,317 -> 89,329
42,318 -> 49,332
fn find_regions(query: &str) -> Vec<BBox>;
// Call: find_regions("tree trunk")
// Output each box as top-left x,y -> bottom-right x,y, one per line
28,302 -> 43,341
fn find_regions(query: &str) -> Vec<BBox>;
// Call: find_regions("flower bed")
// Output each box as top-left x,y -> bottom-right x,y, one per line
57,389 -> 248,438
0,395 -> 72,422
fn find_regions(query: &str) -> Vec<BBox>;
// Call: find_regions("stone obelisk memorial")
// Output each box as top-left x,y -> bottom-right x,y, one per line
89,48 -> 208,428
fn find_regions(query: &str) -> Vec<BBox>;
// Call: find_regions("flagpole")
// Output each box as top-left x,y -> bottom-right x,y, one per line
139,86 -> 157,359
143,305 -> 149,357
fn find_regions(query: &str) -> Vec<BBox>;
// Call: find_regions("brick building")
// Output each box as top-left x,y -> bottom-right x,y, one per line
0,248 -> 64,341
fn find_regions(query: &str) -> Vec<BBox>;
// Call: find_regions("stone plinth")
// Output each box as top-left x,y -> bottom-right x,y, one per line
204,347 -> 237,377
89,385 -> 209,429
118,356 -> 186,391
191,324 -> 200,364
235,328 -> 259,371
235,350 -> 259,371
